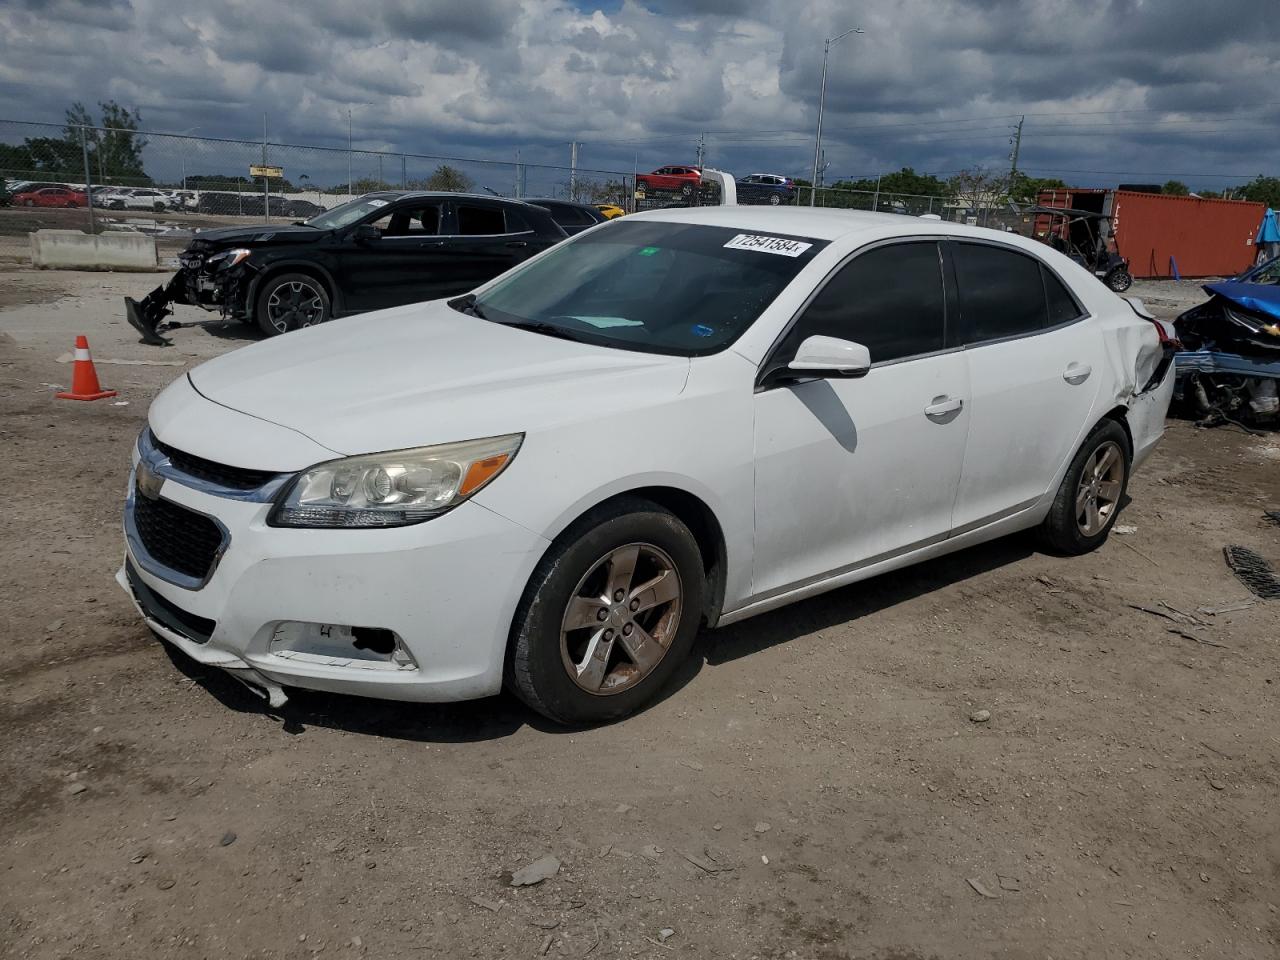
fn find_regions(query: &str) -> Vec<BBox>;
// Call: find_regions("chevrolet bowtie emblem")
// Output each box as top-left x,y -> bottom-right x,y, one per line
136,460 -> 164,500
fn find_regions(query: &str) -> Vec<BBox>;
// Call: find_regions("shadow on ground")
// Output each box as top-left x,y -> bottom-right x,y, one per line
162,533 -> 1038,742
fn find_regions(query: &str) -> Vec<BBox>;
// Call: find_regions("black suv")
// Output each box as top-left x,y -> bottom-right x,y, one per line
524,198 -> 608,235
126,192 -> 567,342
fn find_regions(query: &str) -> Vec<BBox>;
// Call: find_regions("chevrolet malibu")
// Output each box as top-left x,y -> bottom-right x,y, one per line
120,207 -> 1176,724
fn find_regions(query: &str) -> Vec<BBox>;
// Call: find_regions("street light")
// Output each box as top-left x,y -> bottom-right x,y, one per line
810,26 -> 864,206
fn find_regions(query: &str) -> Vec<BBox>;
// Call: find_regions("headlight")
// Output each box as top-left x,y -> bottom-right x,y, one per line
206,248 -> 251,269
269,434 -> 523,528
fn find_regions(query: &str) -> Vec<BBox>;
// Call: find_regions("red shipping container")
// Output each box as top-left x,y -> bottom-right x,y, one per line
1034,189 -> 1265,279
1109,192 -> 1263,279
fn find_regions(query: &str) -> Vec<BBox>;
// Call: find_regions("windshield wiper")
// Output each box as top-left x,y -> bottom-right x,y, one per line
494,319 -> 591,344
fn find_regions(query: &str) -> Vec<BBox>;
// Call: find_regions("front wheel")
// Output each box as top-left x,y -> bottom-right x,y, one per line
506,498 -> 705,724
255,272 -> 331,336
768,193 -> 781,205
1038,419 -> 1130,554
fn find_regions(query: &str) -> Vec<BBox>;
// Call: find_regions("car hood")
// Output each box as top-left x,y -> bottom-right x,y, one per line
188,224 -> 325,249
187,300 -> 691,456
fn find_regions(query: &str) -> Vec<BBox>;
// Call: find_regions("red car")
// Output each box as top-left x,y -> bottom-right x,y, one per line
636,165 -> 702,195
13,186 -> 88,208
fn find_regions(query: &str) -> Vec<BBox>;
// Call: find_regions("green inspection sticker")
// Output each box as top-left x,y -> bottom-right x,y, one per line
638,246 -> 660,256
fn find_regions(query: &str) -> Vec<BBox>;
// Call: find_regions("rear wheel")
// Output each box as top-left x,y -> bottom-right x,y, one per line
1038,419 -> 1130,554
507,498 -> 705,724
255,272 -> 331,336
1105,268 -> 1133,292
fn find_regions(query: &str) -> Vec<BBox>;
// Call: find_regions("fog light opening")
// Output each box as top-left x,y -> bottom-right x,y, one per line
351,626 -> 396,655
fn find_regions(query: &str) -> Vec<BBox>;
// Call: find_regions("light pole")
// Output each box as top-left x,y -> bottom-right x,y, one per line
810,26 -> 863,206
176,127 -> 200,195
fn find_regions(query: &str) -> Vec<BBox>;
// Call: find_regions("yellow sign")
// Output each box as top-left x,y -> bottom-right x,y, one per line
249,164 -> 284,178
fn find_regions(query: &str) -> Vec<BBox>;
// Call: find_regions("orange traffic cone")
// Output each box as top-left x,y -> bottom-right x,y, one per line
56,335 -> 117,401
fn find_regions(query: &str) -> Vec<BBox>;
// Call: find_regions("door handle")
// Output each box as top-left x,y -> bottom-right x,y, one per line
419,240 -> 445,248
505,240 -> 528,248
1063,362 -> 1092,385
924,396 -> 963,419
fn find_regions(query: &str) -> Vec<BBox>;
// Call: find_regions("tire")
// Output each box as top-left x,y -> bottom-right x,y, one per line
506,497 -> 706,725
1037,419 -> 1131,555
1106,268 -> 1133,292
154,202 -> 166,212
680,182 -> 693,196
24,199 -> 34,207
768,193 -> 781,205
255,272 -> 331,337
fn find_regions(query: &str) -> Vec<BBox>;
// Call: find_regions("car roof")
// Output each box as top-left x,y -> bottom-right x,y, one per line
625,205 -> 1046,248
361,190 -> 545,207
522,197 -> 596,208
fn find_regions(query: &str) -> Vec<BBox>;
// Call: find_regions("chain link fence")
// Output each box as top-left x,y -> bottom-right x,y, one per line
1,118 -> 1030,237
798,184 -> 1021,230
0,119 -> 633,231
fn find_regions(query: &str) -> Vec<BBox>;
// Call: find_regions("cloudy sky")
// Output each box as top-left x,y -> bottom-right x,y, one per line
1,0 -> 1276,193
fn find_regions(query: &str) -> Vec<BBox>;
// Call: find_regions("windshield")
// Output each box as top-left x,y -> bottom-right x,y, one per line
469,220 -> 827,355
304,195 -> 397,230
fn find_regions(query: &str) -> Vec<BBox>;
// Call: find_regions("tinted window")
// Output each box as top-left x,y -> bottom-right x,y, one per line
951,243 -> 1048,343
457,204 -> 507,235
371,204 -> 441,237
1042,266 -> 1082,325
783,242 -> 946,365
553,205 -> 594,226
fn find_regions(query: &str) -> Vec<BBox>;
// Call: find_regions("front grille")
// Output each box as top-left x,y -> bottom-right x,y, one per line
151,431 -> 278,491
133,493 -> 225,582
125,559 -> 215,643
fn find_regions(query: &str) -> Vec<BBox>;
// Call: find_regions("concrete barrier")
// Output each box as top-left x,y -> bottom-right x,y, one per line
30,230 -> 158,271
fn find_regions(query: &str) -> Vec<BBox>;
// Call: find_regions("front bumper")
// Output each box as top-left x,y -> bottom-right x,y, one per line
118,441 -> 549,705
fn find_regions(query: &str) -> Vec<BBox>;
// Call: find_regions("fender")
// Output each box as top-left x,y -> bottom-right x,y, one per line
244,258 -> 345,317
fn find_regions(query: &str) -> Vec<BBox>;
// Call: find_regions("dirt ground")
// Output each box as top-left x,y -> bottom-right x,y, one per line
1,267 -> 1278,960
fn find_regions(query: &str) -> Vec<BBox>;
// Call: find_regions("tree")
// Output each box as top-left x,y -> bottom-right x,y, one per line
421,165 -> 474,192
351,177 -> 394,193
947,167 -> 1012,213
1007,173 -> 1068,202
1240,175 -> 1280,209
833,167 -> 949,199
38,100 -> 151,185
1162,180 -> 1190,196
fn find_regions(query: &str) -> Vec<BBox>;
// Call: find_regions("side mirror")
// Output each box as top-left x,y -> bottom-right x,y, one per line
351,223 -> 379,243
787,335 -> 871,379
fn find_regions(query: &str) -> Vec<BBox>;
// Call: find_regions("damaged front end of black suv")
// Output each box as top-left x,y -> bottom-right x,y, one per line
126,241 -> 259,346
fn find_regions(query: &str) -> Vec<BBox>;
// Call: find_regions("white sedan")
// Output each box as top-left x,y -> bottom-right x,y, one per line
119,207 -> 1176,723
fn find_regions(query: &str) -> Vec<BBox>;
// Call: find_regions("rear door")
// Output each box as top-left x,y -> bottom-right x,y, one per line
946,240 -> 1104,532
433,201 -> 538,292
337,198 -> 451,311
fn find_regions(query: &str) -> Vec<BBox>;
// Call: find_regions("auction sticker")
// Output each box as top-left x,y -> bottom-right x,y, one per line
723,234 -> 812,257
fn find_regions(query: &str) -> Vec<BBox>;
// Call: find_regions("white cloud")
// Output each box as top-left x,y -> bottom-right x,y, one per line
0,0 -> 1274,189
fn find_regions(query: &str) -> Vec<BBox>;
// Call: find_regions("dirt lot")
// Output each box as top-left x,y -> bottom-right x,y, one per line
1,267 -> 1278,960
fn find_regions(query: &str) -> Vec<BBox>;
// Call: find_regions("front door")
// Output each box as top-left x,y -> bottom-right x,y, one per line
338,199 -> 450,311
751,240 -> 970,599
945,240 -> 1106,532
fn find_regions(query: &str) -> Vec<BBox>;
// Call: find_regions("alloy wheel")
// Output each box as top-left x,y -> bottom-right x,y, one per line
559,542 -> 683,696
265,280 -> 325,333
1075,440 -> 1124,536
